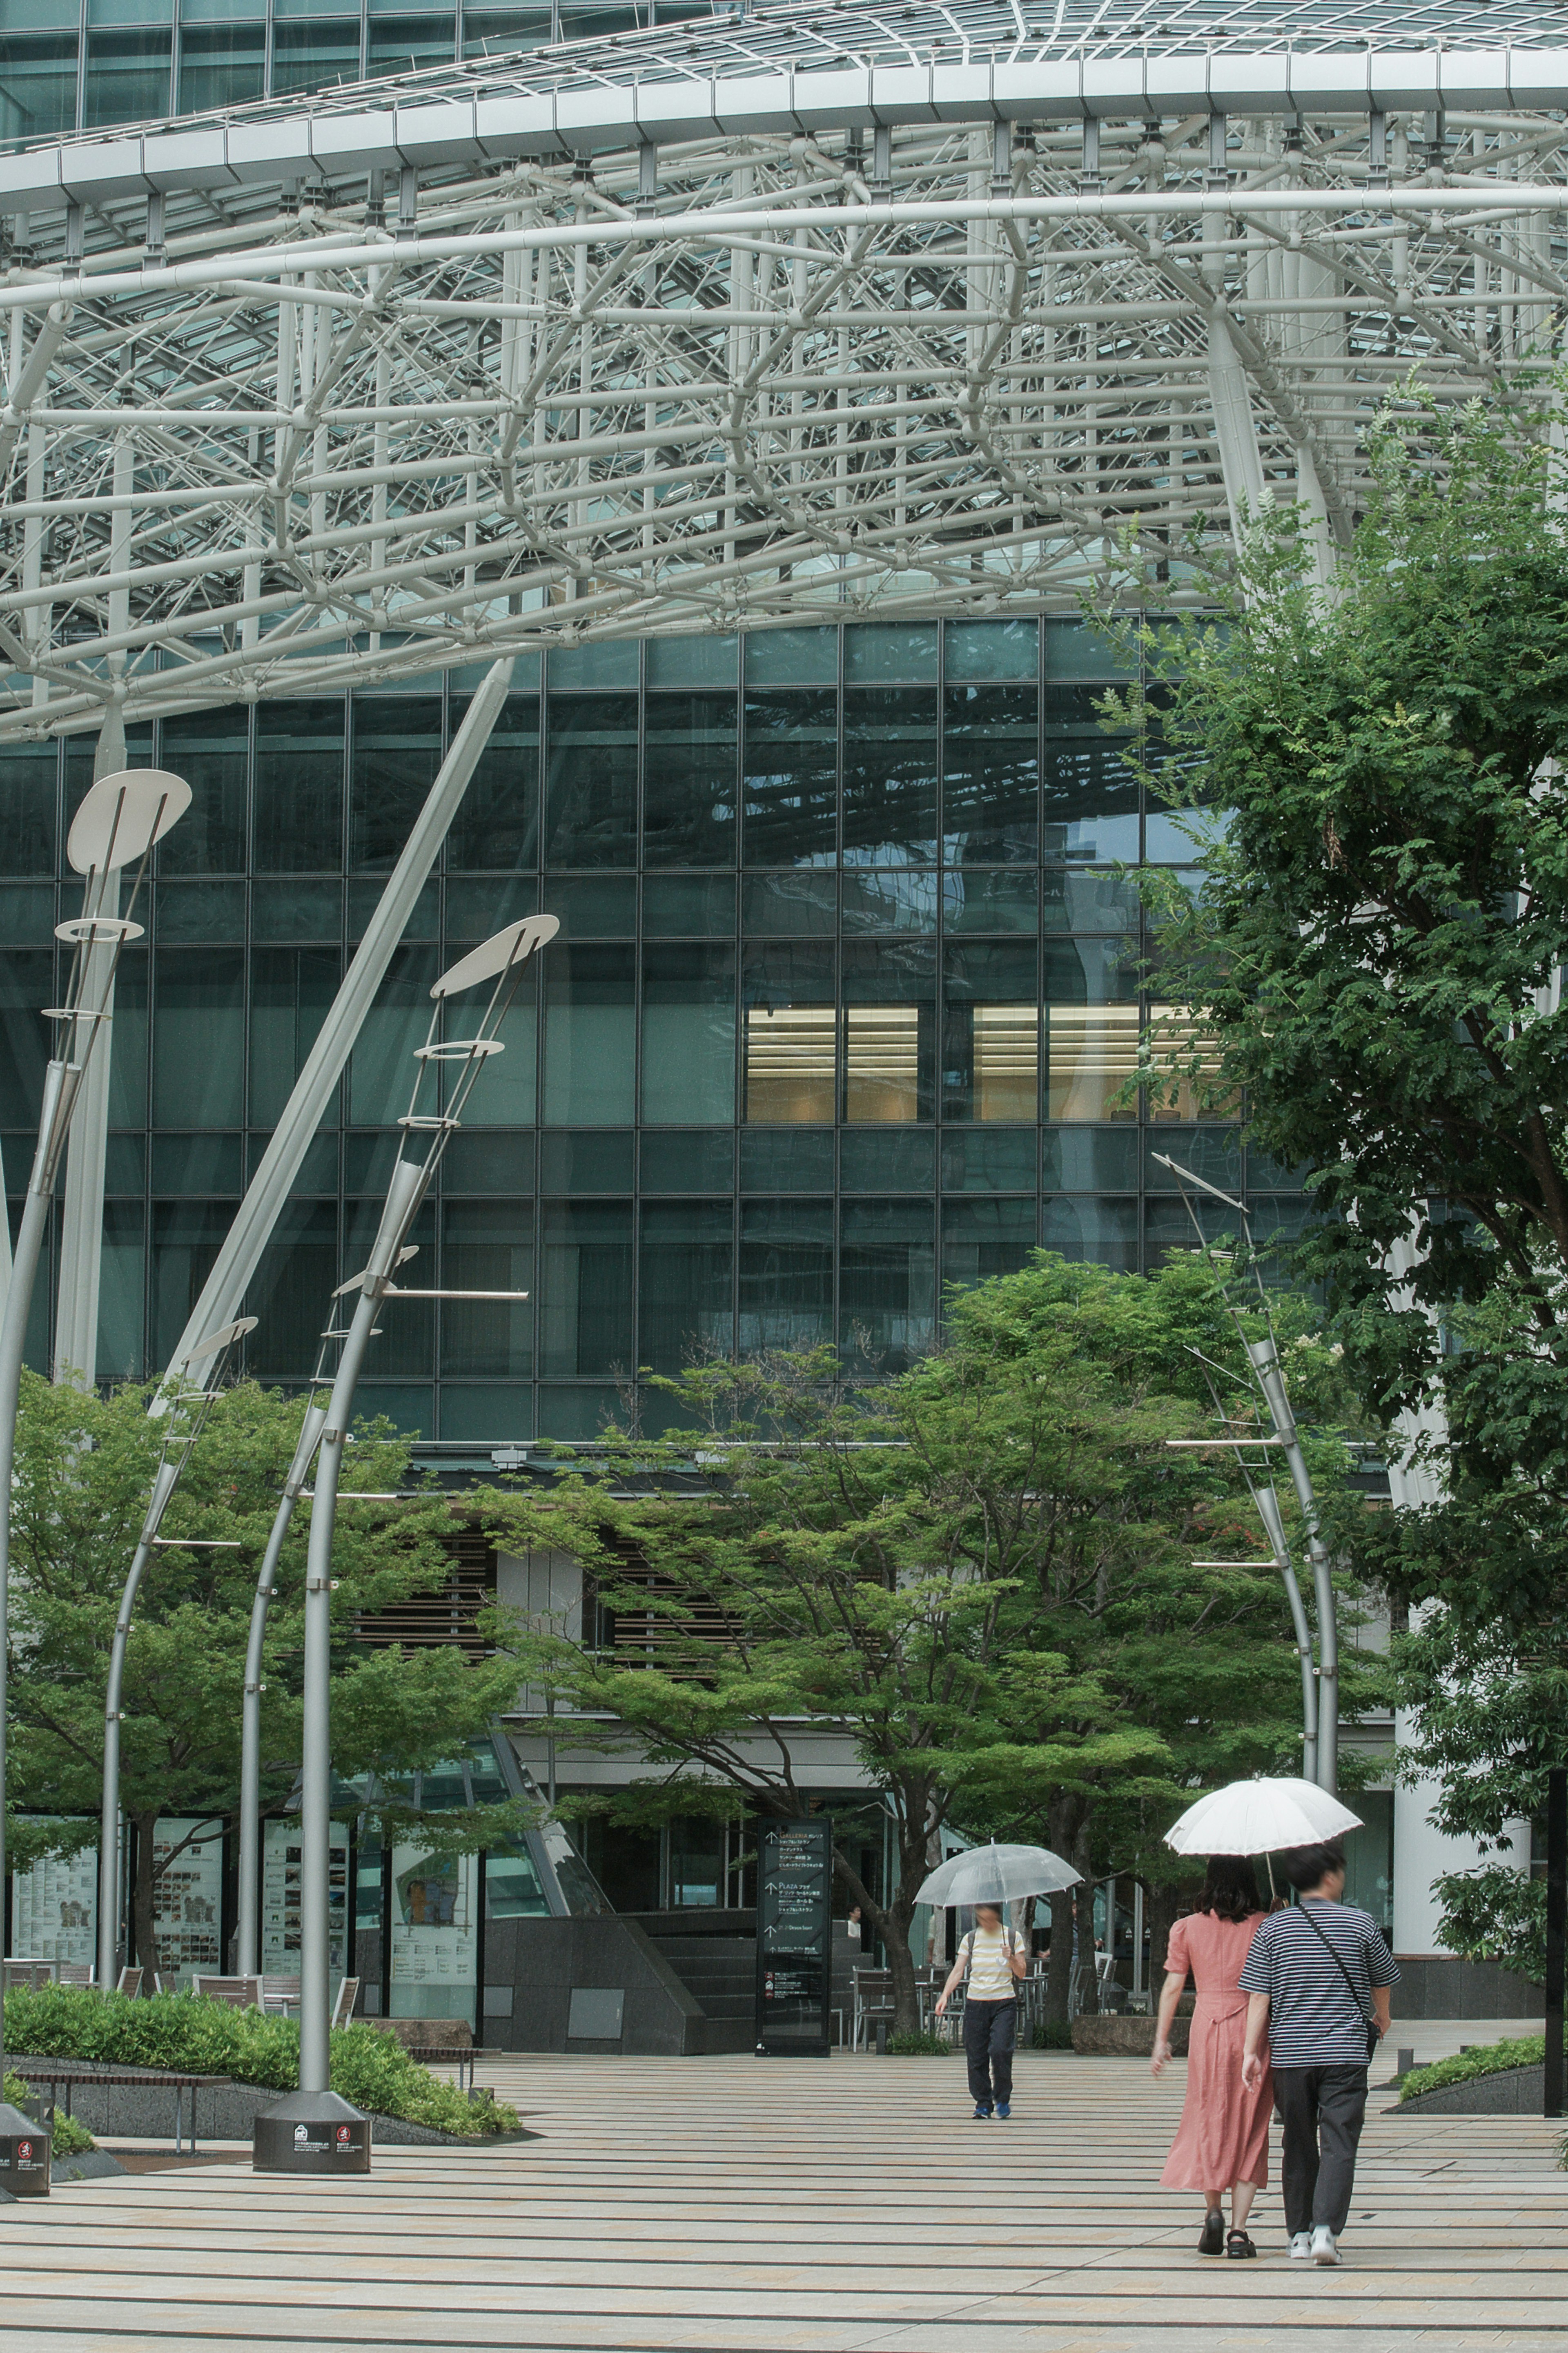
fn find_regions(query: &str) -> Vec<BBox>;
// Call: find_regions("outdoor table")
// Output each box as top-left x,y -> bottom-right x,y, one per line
8,2061 -> 233,2155
398,2046 -> 477,2094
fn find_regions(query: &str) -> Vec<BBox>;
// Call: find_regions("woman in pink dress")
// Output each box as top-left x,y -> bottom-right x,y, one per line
1150,1857 -> 1273,2259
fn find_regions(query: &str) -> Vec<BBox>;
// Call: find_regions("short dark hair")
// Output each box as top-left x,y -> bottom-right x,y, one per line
1279,1842 -> 1346,1894
1195,1856 -> 1263,1923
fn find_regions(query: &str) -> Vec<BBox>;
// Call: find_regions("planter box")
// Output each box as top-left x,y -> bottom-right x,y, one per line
1072,2012 -> 1189,2058
1396,2063 -> 1545,2116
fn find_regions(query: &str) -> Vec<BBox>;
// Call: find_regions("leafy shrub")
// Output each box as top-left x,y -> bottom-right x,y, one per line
2,1987 -> 519,2140
886,2030 -> 956,2056
1399,2032 -> 1552,2102
4,2070 -> 94,2153
1030,2018 -> 1074,2050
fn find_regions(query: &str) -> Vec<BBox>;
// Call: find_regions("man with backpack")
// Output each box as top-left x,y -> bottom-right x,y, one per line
935,1902 -> 1028,2117
1238,1842 -> 1398,2266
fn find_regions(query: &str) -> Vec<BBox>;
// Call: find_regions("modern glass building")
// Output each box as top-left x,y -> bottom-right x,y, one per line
0,613 -> 1298,1442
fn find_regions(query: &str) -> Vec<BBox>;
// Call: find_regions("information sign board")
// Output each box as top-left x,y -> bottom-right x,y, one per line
754,1817 -> 832,2055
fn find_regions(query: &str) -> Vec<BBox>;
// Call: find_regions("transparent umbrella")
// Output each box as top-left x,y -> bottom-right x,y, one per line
914,1841 -> 1082,1909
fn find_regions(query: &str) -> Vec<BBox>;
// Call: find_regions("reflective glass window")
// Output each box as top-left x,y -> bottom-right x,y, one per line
462,974 -> 538,1129
151,1133 -> 242,1195
843,623 -> 938,682
85,26 -> 170,123
940,1129 -> 1037,1193
446,693 -> 539,872
367,11 -> 456,71
1042,618 -> 1135,681
941,1196 -> 1037,1289
641,944 -> 735,1125
942,684 -> 1038,865
738,1198 -> 833,1353
742,691 -> 837,867
1042,687 -> 1139,865
840,1199 -> 934,1371
639,1200 -> 734,1373
441,1386 -> 533,1440
539,1201 -> 633,1377
839,1128 -> 933,1192
97,1201 -> 145,1385
1143,1126 -> 1242,1194
346,1199 -> 434,1377
156,879 -> 245,941
177,20 -> 263,106
158,709 -> 248,874
252,881 -> 341,941
0,33 -> 78,142
255,700 -> 344,872
441,1131 -> 535,1194
441,1201 -> 533,1377
642,874 -> 735,937
840,870 -> 939,935
151,1201 -> 230,1369
643,691 -> 737,867
0,951 -> 52,1130
744,628 -> 837,686
543,874 -> 635,937
271,18 -> 361,89
349,946 -> 441,1126
445,876 -> 537,940
107,952 -> 147,1128
0,744 -> 57,876
539,1131 -> 633,1192
1041,1127 -> 1138,1191
842,941 -> 934,1124
462,5 -> 552,53
1042,868 -> 1141,935
1041,1195 -> 1139,1271
153,948 -> 244,1126
351,696 -> 443,874
738,1128 -> 833,1193
741,871 -> 835,937
0,885 -> 56,945
742,942 -> 833,1125
543,944 -> 635,1125
942,941 -> 1039,1123
942,870 -> 1037,935
249,948 -> 340,1128
944,619 -> 1038,681
842,687 -> 938,866
640,1129 -> 734,1193
544,696 -> 638,867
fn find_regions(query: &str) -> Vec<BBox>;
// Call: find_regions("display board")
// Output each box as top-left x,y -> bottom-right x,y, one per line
10,1825 -> 96,1970
388,1842 -> 477,2023
261,1819 -> 351,1977
755,1817 -> 833,2056
151,1818 -> 224,1976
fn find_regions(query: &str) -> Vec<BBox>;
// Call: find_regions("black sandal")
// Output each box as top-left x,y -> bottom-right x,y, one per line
1199,2212 -> 1225,2255
1226,2230 -> 1258,2260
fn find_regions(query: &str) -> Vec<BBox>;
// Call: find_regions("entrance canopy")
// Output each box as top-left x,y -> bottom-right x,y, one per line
0,0 -> 1564,732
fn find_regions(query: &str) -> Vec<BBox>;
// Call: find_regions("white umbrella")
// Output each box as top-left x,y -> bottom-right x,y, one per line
914,1841 -> 1082,1909
1164,1776 -> 1364,1857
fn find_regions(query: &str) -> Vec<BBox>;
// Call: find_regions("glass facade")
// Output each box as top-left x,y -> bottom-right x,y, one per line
0,621 -> 1303,1441
0,0 -> 719,142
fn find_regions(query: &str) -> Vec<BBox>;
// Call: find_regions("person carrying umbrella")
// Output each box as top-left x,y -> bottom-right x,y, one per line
918,1842 -> 1080,2122
936,1903 -> 1029,2117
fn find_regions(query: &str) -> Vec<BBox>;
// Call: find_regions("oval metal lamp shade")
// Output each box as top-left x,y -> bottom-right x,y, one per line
66,769 -> 192,875
430,911 -> 560,1000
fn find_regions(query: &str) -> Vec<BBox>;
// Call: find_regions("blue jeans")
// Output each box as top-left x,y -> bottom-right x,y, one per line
964,1998 -> 1017,2108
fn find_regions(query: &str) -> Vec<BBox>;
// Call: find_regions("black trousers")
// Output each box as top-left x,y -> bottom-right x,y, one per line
963,1998 -> 1017,2107
1273,2064 -> 1369,2236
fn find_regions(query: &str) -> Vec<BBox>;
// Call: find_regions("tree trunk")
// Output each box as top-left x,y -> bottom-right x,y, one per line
882,1909 -> 922,2036
1044,1887 -> 1074,2026
130,1806 -> 159,1979
1071,1822 -> 1100,2014
1144,1877 -> 1195,1983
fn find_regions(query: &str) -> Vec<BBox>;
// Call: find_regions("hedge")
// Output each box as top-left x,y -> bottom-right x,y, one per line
1399,2032 -> 1554,2102
2,1987 -> 520,2139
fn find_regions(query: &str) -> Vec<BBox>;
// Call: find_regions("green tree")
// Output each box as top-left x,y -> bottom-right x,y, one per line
6,1374 -> 527,1969
484,1254 -> 1345,2029
1097,400 -> 1568,1963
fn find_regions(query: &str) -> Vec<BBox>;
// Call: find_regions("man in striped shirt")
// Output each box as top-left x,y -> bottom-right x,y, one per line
1238,1842 -> 1398,2268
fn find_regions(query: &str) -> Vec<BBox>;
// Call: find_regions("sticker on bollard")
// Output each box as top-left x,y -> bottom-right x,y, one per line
0,2108 -> 52,2199
253,2089 -> 371,2174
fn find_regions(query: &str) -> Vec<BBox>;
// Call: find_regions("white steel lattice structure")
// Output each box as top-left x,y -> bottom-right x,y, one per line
2,0 -> 1568,736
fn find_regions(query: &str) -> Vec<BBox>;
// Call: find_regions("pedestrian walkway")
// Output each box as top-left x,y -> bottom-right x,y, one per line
0,2051 -> 1562,2351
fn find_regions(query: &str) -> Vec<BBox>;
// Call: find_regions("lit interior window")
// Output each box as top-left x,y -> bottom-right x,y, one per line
845,1005 -> 920,1123
971,1004 -> 1038,1122
1145,1007 -> 1232,1120
744,1006 -> 836,1122
1047,1004 -> 1139,1121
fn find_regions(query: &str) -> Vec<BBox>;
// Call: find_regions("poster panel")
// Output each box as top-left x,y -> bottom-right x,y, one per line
755,1817 -> 833,2055
388,1841 -> 477,2023
261,1819 -> 351,1977
10,1824 -> 96,1969
151,1818 -> 223,1975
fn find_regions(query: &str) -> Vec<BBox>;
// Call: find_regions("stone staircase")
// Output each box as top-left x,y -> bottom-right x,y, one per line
627,1911 -> 757,2054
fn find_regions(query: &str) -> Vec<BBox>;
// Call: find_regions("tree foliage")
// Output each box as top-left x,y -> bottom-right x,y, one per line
484,1252 -> 1354,2027
6,1374 -> 527,1967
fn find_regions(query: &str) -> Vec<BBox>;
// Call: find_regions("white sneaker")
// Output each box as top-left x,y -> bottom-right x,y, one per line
1311,2226 -> 1339,2267
1289,2232 -> 1313,2260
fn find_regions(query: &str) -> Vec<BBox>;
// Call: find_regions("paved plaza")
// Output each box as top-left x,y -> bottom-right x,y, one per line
0,2051 -> 1562,2351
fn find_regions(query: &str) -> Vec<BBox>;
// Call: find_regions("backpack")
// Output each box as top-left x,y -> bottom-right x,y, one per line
959,1924 -> 1025,1985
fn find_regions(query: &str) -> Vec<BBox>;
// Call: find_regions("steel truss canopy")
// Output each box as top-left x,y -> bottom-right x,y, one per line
2,0 -> 1567,734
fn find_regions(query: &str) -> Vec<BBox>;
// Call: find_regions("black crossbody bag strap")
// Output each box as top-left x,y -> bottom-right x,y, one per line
1298,1904 -> 1379,2061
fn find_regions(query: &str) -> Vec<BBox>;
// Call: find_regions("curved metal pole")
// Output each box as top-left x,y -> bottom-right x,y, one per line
0,1063 -> 77,2098
1253,1481 -> 1320,1787
1248,1339 -> 1338,1794
236,1400 -> 328,1979
298,1157 -> 427,2094
96,1455 -> 179,1991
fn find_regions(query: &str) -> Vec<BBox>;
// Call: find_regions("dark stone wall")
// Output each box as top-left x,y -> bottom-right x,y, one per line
1391,1956 -> 1544,2020
481,1915 -> 709,2056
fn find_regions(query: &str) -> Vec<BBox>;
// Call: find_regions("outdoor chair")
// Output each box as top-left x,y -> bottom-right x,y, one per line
191,1974 -> 260,2008
851,1968 -> 895,2052
2,1959 -> 58,1990
115,1966 -> 143,1997
330,1976 -> 361,2030
153,1972 -> 183,1996
55,1963 -> 94,1986
258,1974 -> 301,2014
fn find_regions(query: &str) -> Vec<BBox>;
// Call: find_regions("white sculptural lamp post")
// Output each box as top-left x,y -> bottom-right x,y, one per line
0,766 -> 189,2197
252,913 -> 557,2174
